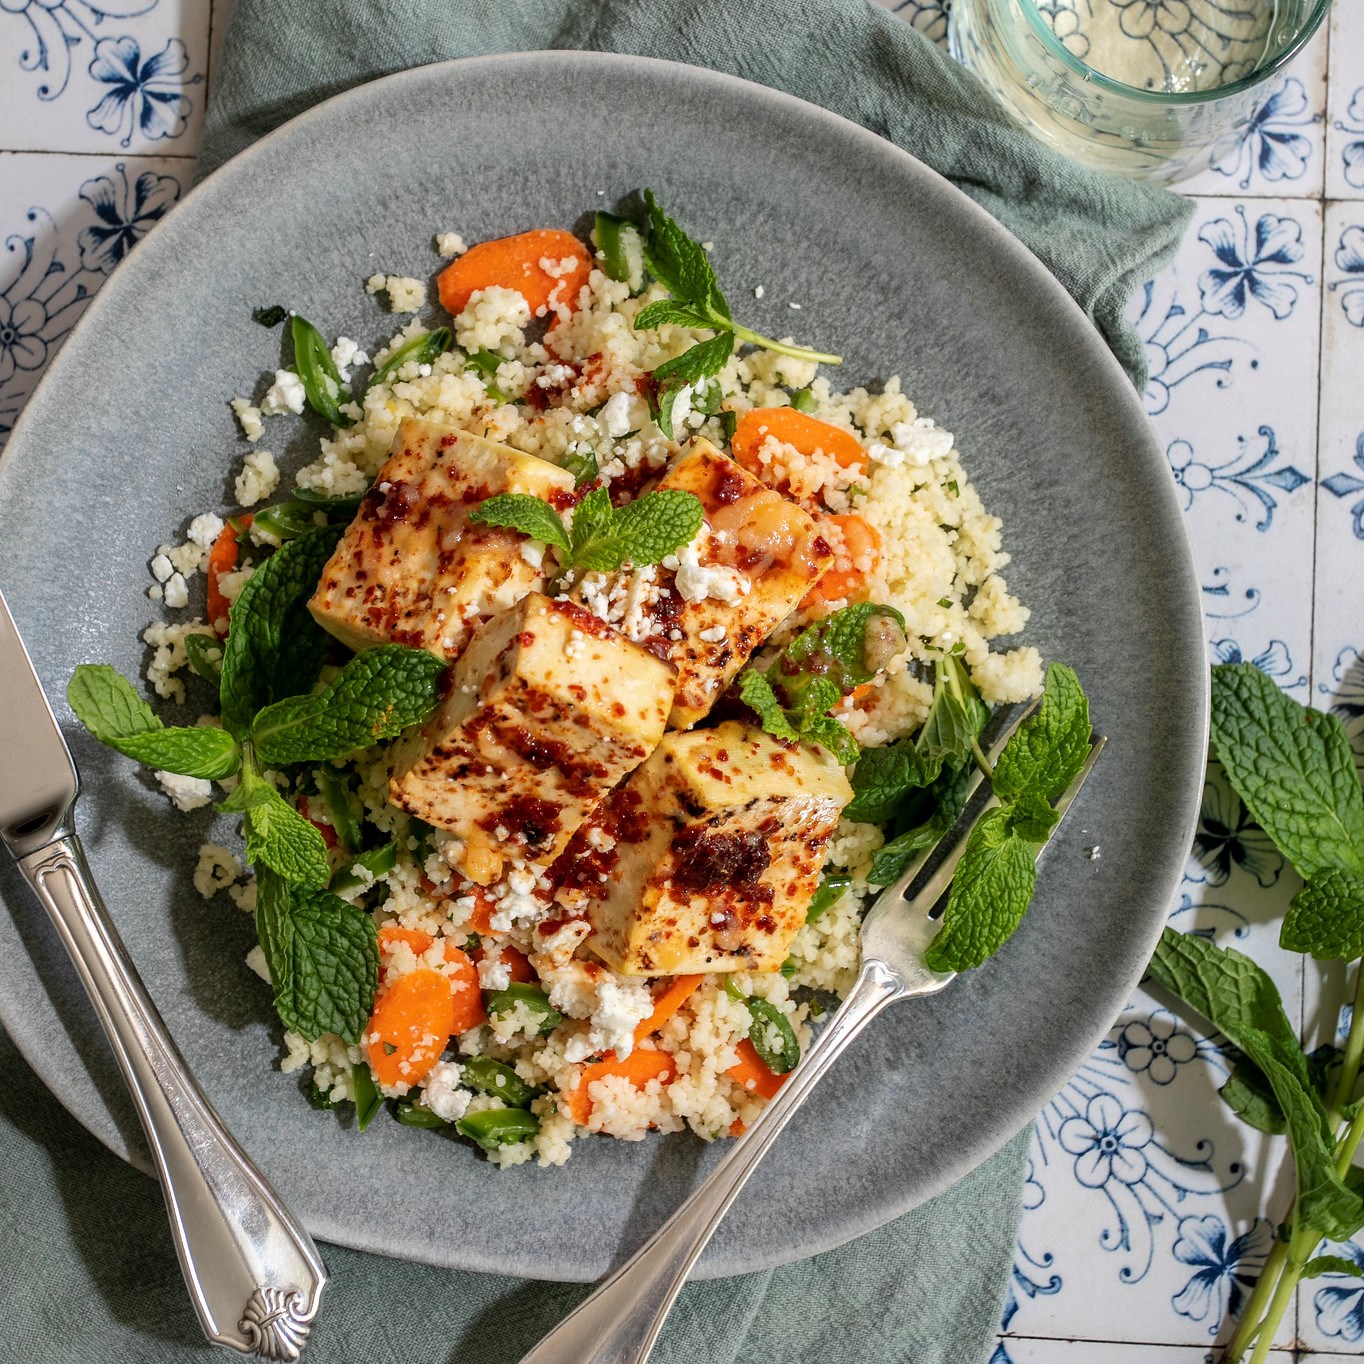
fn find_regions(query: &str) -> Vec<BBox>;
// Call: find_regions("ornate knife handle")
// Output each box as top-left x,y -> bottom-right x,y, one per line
18,834 -> 327,1360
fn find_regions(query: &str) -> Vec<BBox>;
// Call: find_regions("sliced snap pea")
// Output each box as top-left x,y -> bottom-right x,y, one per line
183,632 -> 223,682
457,1107 -> 541,1151
485,983 -> 562,1036
317,768 -> 362,854
593,211 -> 645,291
250,500 -> 323,542
806,873 -> 853,923
745,998 -> 801,1074
790,387 -> 818,414
330,840 -> 398,894
463,348 -> 510,404
395,1100 -> 448,1129
291,484 -> 367,513
368,326 -> 451,391
461,1057 -> 538,1107
779,958 -> 798,979
291,314 -> 354,427
352,1063 -> 383,1131
307,1080 -> 339,1111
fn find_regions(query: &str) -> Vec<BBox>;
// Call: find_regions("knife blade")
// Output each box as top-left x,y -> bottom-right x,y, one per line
0,588 -> 79,859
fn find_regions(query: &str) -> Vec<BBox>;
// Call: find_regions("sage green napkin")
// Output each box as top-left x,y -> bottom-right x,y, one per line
4,4 -> 1191,1361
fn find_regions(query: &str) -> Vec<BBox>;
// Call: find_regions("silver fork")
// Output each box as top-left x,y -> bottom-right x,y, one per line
518,707 -> 1107,1364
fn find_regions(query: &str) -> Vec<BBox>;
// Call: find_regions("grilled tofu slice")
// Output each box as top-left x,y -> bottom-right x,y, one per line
308,418 -> 574,661
573,440 -> 833,729
388,592 -> 676,880
556,721 -> 853,976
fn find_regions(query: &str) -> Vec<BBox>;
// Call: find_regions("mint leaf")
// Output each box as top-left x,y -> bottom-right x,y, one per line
1281,869 -> 1364,962
1005,792 -> 1062,843
1211,662 -> 1364,881
993,663 -> 1091,806
846,741 -> 943,825
567,486 -> 613,555
561,449 -> 598,487
1220,1062 -> 1286,1136
803,714 -> 860,765
255,869 -> 377,1042
923,807 -> 1037,972
219,526 -> 343,739
468,493 -> 571,554
652,332 -> 736,389
224,770 -> 330,885
1146,928 -> 1364,1241
867,767 -> 970,886
291,315 -> 353,428
572,487 -> 704,571
634,300 -> 713,330
641,190 -> 730,324
251,645 -> 445,766
67,665 -> 241,779
1303,1256 -> 1364,1281
738,669 -> 799,742
183,633 -> 224,682
917,655 -> 989,770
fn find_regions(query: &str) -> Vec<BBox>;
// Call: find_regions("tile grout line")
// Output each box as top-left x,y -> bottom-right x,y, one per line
0,148 -> 198,162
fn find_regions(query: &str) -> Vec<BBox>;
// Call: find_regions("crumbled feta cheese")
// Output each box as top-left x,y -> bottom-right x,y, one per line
156,770 -> 212,811
536,362 -> 574,388
423,1061 -> 472,1121
230,397 -> 264,442
329,336 -> 368,381
754,284 -> 765,299
671,531 -> 750,605
519,540 -> 545,571
261,368 -> 306,416
600,390 -> 635,439
186,513 -> 225,553
668,383 -> 694,434
477,949 -> 513,992
149,553 -> 174,583
698,624 -> 727,644
561,975 -> 655,1063
234,449 -> 280,507
163,572 -> 189,609
877,418 -> 955,467
245,945 -> 271,984
435,231 -> 467,258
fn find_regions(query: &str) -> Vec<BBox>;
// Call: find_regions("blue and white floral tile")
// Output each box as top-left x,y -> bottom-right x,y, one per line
1314,200 -> 1364,739
883,0 -> 952,47
0,0 -> 209,156
0,151 -> 191,450
1178,25 -> 1328,201
1327,0 -> 1364,202
993,1340 -> 1302,1363
1131,195 -> 1322,683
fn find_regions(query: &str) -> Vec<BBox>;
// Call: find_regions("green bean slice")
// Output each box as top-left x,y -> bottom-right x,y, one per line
457,1107 -> 540,1151
462,1057 -> 539,1107
351,1063 -> 383,1131
291,315 -> 354,427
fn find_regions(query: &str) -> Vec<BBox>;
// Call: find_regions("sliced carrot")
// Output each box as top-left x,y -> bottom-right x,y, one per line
206,516 -> 250,636
297,798 -> 339,850
500,944 -> 536,985
732,408 -> 868,480
378,924 -> 433,956
466,890 -> 495,935
366,967 -> 457,1089
438,229 -> 592,319
635,974 -> 705,1045
726,1038 -> 788,1101
566,1046 -> 678,1126
442,944 -> 487,1034
729,1118 -> 747,1137
802,513 -> 882,611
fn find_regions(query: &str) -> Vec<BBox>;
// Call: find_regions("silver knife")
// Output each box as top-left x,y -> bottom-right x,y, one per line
0,588 -> 327,1360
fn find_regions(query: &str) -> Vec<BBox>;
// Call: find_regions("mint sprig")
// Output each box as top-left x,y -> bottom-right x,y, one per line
1146,659 -> 1364,1362
222,761 -> 331,886
633,192 -> 842,437
256,869 -> 379,1042
468,486 -> 704,584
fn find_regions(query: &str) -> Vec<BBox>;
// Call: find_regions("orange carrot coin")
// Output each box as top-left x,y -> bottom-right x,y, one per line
635,975 -> 704,1045
366,968 -> 456,1089
802,513 -> 882,611
437,229 -> 592,319
206,517 -> 249,635
566,1047 -> 678,1126
726,1038 -> 788,1100
732,408 -> 868,479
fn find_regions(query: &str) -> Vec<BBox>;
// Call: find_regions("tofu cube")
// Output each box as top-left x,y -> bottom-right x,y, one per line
573,440 -> 833,729
308,418 -> 574,661
388,592 -> 676,876
558,721 -> 853,976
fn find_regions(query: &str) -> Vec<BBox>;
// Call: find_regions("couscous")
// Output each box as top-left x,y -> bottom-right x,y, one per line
70,196 -> 1044,1168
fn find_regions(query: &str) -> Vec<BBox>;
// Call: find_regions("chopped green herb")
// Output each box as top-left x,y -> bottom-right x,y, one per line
806,874 -> 853,923
790,388 -> 818,414
253,305 -> 288,327
330,840 -> 398,894
183,633 -> 224,683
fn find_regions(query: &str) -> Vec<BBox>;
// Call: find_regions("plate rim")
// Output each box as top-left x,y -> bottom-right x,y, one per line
0,48 -> 1208,1280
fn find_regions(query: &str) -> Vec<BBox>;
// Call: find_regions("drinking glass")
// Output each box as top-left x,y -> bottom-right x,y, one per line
948,0 -> 1333,183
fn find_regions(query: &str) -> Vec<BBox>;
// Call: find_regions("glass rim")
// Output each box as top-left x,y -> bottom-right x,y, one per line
1016,0 -> 1334,105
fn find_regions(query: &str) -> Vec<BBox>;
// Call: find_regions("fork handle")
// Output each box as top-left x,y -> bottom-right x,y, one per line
18,834 -> 327,1360
516,959 -> 901,1364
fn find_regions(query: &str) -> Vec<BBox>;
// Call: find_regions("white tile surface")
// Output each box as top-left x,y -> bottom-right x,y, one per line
5,1 -> 1364,1360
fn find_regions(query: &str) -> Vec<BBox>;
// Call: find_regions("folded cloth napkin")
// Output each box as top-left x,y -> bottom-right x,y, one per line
4,4 -> 1190,1362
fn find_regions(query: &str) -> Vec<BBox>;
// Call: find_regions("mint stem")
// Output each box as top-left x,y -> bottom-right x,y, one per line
728,322 -> 843,366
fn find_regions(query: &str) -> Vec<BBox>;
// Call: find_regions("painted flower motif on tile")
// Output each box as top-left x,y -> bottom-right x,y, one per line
1210,637 -> 1306,691
1166,890 -> 1251,941
1166,428 -> 1310,530
1202,566 -> 1261,621
1327,224 -> 1364,328
1171,1214 -> 1273,1331
1322,433 -> 1364,542
1058,1094 -> 1155,1188
889,0 -> 950,45
1198,208 -> 1312,321
0,295 -> 47,387
1320,646 -> 1364,760
1037,0 -> 1091,58
1209,77 -> 1320,190
1129,272 -> 1246,417
1188,771 -> 1284,887
2,0 -> 156,101
1335,87 -> 1364,190
1313,1240 -> 1364,1341
1112,0 -> 1193,41
1118,1011 -> 1198,1085
76,162 -> 180,273
86,36 -> 201,148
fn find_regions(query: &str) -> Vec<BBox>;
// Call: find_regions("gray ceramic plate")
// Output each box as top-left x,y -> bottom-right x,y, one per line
0,52 -> 1205,1282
